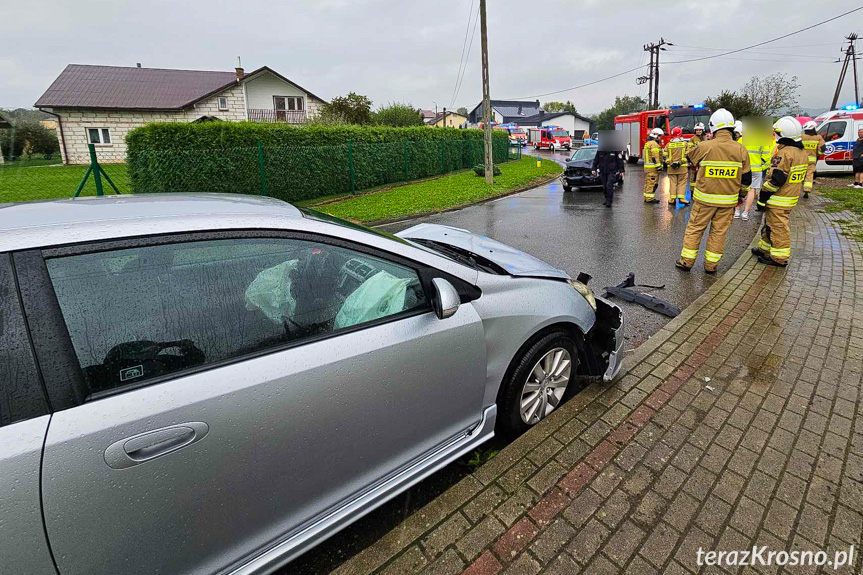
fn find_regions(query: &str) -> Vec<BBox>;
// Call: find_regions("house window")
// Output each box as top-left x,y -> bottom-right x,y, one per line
274,96 -> 305,112
218,97 -> 229,111
87,128 -> 112,145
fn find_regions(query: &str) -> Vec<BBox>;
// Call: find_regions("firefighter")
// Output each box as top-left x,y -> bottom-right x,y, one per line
690,123 -> 706,147
643,128 -> 663,203
752,117 -> 808,267
733,121 -> 743,141
664,126 -> 690,205
675,109 -> 751,274
800,120 -> 824,198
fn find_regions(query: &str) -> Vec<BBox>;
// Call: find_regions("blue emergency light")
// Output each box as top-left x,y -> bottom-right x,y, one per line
842,104 -> 859,111
693,104 -> 705,109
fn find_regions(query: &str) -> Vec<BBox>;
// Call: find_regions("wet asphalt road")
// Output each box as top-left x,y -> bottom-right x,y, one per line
382,146 -> 762,348
288,147 -> 763,574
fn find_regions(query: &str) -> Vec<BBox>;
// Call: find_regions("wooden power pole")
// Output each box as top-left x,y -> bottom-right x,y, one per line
831,33 -> 860,110
480,0 -> 493,184
643,38 -> 671,109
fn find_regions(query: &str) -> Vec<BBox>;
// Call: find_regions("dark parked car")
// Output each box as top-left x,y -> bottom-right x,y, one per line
563,146 -> 624,191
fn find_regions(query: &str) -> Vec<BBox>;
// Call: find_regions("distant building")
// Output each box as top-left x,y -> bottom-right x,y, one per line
429,111 -> 468,128
35,63 -> 327,164
468,100 -> 543,124
420,109 -> 437,124
40,119 -> 58,131
520,111 -> 594,138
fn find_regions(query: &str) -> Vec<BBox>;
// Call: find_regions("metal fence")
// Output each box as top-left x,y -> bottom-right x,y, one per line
0,139 -> 521,204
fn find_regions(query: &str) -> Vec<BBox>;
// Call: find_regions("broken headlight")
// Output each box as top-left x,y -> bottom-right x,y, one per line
568,279 -> 597,311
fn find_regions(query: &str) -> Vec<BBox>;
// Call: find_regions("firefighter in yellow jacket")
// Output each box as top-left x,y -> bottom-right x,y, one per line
752,117 -> 809,267
664,126 -> 690,205
643,128 -> 664,203
800,120 -> 824,198
676,109 -> 751,274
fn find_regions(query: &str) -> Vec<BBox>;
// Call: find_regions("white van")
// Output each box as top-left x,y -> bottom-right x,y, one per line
813,110 -> 863,175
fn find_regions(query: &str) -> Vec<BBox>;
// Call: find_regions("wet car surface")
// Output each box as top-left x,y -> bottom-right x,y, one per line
288,146 -> 762,574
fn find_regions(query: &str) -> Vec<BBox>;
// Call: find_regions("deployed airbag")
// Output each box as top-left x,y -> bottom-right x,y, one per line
335,271 -> 410,329
244,259 -> 299,322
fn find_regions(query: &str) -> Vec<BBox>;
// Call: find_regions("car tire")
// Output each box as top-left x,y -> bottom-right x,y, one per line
497,330 -> 581,437
534,143 -> 538,150
563,184 -> 572,192
549,144 -> 555,153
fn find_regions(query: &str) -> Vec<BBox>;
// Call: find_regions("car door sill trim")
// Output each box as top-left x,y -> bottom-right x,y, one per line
226,404 -> 496,575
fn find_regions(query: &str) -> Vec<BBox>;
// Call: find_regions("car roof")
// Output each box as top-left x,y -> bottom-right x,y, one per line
0,194 -> 304,252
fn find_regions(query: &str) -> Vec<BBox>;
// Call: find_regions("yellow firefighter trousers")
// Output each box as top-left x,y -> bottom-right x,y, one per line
643,169 -> 659,200
666,173 -> 688,203
804,164 -> 816,192
679,202 -> 734,272
756,208 -> 791,265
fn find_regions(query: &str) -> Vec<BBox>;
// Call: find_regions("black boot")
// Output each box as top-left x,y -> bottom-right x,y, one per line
757,255 -> 787,267
675,260 -> 692,271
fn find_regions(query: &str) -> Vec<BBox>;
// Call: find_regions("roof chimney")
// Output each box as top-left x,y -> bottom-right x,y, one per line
136,63 -> 141,68
235,56 -> 244,81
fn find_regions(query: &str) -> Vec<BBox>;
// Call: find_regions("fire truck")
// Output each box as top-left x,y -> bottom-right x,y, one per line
813,105 -> 863,175
499,123 -> 528,146
614,105 -> 711,163
529,126 -> 572,151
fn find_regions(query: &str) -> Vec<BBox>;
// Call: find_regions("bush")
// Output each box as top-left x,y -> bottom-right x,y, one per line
373,103 -> 424,127
126,123 -> 509,202
472,164 -> 501,177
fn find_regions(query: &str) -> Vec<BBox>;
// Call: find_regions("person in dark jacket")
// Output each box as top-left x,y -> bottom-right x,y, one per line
591,150 -> 625,207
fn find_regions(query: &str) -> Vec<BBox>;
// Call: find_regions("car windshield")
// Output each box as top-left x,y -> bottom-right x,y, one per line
510,129 -> 525,135
550,130 -> 569,137
670,114 -> 711,135
570,148 -> 597,161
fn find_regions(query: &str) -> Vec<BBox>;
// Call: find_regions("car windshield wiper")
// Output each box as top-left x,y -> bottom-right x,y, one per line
412,239 -> 507,275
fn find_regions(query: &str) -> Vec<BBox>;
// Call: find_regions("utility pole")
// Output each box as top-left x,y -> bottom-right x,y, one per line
642,38 -> 671,109
831,33 -> 860,110
480,0 -> 493,184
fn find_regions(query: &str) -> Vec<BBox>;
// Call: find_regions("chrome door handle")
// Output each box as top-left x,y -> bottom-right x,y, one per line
104,422 -> 209,469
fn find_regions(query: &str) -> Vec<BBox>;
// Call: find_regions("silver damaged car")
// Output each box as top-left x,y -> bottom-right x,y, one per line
0,194 -> 623,575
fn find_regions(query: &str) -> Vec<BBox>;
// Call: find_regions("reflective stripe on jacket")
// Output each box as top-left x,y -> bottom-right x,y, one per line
686,130 -> 751,208
664,138 -> 688,174
643,140 -> 662,169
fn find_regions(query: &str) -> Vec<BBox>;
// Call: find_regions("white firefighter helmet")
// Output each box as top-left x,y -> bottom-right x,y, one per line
694,122 -> 705,132
734,120 -> 743,135
709,108 -> 735,132
773,116 -> 803,141
803,120 -> 817,131
650,128 -> 664,138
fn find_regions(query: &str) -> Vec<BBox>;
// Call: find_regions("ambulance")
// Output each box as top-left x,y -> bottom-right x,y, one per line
813,105 -> 863,175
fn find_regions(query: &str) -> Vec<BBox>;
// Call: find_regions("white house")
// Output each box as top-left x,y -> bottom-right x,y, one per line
35,64 -> 327,164
520,111 -> 594,139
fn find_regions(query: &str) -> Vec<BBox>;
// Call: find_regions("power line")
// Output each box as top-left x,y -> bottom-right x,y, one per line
673,42 -> 843,50
503,6 -> 862,101
664,5 -> 863,65
448,0 -> 475,108
451,4 -> 480,109
667,48 -> 839,60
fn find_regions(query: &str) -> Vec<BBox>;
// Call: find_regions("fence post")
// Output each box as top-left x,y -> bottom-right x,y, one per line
402,140 -> 408,180
348,142 -> 356,194
90,144 -> 104,196
257,140 -> 268,196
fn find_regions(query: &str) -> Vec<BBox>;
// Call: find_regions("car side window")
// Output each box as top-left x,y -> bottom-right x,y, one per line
0,254 -> 49,425
45,237 -> 429,395
818,121 -> 847,142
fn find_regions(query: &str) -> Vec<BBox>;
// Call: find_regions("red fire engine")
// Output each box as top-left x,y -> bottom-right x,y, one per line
614,105 -> 711,163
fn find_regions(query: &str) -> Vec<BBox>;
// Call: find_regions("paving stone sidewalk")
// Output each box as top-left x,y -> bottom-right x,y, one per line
333,195 -> 863,575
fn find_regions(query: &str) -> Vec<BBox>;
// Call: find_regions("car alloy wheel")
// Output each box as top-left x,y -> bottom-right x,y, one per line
519,347 -> 571,424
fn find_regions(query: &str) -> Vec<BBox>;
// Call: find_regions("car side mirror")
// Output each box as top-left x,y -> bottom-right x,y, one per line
431,278 -> 460,319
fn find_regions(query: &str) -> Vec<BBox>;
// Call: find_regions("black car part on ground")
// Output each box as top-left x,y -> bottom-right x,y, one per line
602,273 -> 680,318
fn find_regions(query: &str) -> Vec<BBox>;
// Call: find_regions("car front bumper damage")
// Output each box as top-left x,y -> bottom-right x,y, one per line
593,295 -> 625,382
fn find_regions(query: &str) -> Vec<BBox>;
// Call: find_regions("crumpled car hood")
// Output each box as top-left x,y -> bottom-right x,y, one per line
397,223 -> 570,279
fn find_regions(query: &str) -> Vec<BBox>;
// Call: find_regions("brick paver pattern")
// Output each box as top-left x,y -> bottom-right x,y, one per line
333,196 -> 863,575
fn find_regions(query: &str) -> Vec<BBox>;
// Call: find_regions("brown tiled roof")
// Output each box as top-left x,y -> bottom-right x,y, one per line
35,64 -> 240,110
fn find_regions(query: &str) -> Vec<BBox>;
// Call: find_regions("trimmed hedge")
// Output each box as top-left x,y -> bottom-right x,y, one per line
126,123 -> 510,203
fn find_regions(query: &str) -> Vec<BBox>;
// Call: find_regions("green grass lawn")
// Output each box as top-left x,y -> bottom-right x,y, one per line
0,163 -> 130,202
315,157 -> 562,223
816,178 -> 863,243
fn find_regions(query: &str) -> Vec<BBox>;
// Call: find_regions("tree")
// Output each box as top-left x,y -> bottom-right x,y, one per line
456,107 -> 468,116
703,91 -> 759,121
543,100 -> 578,115
592,95 -> 647,130
373,103 -> 424,127
741,73 -> 800,116
318,92 -> 373,125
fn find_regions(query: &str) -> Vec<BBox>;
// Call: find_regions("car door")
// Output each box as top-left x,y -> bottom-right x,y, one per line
0,253 -> 56,575
28,232 -> 487,575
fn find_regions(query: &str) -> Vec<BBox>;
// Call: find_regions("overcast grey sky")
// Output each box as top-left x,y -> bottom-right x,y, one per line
3,0 -> 861,114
